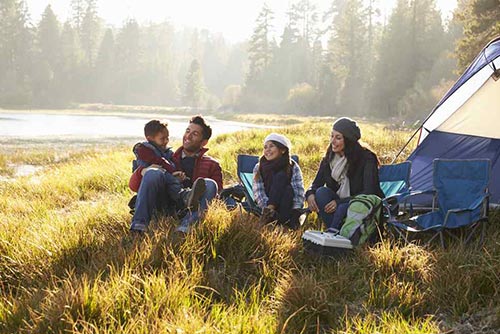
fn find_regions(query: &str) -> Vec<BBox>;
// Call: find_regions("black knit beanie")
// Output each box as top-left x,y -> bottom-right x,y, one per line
332,117 -> 361,141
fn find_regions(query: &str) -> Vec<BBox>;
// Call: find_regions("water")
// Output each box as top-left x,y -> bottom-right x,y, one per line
0,112 -> 263,141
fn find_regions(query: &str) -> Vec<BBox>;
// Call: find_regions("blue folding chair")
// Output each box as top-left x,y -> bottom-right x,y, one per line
236,154 -> 300,216
387,159 -> 490,247
379,161 -> 412,216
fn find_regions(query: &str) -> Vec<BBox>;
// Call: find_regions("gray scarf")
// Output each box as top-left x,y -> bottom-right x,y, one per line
329,153 -> 350,198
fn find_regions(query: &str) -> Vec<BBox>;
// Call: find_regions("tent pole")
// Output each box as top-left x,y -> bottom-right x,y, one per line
391,127 -> 421,164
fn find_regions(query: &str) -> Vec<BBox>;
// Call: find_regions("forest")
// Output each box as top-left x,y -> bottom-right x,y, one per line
0,0 -> 499,120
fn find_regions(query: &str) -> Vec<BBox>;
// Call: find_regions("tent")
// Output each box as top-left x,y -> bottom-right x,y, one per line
405,36 -> 500,206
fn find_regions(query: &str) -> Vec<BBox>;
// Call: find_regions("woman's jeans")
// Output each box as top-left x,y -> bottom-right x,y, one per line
314,186 -> 349,230
267,171 -> 294,224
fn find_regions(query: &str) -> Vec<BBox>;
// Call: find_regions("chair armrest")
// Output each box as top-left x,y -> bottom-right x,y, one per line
466,193 -> 489,211
405,189 -> 436,198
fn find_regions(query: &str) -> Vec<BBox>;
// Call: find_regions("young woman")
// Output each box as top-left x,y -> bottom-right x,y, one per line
253,133 -> 305,229
306,118 -> 384,230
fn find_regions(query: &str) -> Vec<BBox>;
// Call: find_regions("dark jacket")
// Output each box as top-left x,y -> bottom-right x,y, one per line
305,148 -> 384,204
172,147 -> 223,192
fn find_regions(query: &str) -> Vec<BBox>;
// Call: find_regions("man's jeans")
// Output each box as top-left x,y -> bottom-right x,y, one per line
176,178 -> 218,232
130,169 -> 216,231
314,186 -> 349,230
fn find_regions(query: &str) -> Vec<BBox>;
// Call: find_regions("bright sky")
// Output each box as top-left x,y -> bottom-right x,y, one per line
26,0 -> 457,43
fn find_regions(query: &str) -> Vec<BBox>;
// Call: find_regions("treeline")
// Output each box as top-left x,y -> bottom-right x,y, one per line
1,0 -> 499,119
0,0 -> 245,108
240,0 -> 499,119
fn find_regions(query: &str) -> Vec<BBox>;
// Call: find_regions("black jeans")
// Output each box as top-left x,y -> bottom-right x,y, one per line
267,171 -> 294,224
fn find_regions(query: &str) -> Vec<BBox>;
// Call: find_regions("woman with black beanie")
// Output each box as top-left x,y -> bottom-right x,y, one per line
305,118 -> 384,230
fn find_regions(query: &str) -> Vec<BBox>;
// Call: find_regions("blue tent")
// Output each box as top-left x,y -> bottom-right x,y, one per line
407,37 -> 500,206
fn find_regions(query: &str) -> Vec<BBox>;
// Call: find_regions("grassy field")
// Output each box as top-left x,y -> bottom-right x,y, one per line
0,121 -> 498,333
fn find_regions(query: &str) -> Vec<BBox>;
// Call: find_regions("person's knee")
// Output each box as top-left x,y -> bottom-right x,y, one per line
204,178 -> 218,199
142,169 -> 164,185
315,186 -> 333,207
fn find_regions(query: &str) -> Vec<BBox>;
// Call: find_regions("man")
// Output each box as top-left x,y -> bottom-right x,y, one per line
130,115 -> 223,233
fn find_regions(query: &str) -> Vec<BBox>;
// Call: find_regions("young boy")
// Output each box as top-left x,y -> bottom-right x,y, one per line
129,120 -> 205,211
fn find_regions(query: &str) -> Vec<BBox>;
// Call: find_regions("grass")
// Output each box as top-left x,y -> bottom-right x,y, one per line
0,121 -> 498,333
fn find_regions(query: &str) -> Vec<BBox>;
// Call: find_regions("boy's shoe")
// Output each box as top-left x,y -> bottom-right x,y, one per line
180,178 -> 206,211
259,207 -> 277,225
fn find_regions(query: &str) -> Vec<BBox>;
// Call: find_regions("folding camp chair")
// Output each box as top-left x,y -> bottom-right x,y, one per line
379,161 -> 412,216
236,154 -> 262,216
236,154 -> 301,217
387,159 -> 490,247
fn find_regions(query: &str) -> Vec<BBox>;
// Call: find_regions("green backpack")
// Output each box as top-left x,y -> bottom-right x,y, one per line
340,194 -> 383,246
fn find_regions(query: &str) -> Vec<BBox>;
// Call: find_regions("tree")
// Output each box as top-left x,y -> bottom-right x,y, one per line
183,59 -> 205,108
71,0 -> 85,31
454,0 -> 500,72
114,19 -> 141,104
33,4 -> 61,105
79,0 -> 100,67
370,0 -> 446,119
326,0 -> 368,116
245,3 -> 274,90
94,28 -> 114,101
0,0 -> 34,106
58,21 -> 82,103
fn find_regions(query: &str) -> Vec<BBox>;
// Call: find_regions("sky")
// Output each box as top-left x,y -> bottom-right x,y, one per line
25,0 -> 457,43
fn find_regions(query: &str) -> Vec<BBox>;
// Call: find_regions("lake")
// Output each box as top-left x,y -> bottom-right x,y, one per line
0,112 -> 265,142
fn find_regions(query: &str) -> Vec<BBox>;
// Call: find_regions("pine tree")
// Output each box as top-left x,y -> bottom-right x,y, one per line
94,28 -> 114,101
58,21 -> 82,102
326,0 -> 368,116
455,0 -> 500,72
114,19 -> 141,104
0,0 -> 34,105
370,0 -> 446,119
80,0 -> 100,67
183,59 -> 205,108
33,4 -> 61,105
245,3 -> 274,90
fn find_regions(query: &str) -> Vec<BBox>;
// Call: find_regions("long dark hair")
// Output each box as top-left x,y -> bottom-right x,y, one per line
325,137 -> 379,178
256,140 -> 292,180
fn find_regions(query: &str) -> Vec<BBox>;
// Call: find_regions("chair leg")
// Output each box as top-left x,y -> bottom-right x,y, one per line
439,231 -> 445,248
390,226 -> 411,245
426,231 -> 444,248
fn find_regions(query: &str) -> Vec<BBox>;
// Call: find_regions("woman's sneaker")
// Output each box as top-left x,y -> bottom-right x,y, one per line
259,207 -> 277,225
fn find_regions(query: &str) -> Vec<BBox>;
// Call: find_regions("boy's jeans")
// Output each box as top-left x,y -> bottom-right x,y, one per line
130,169 -> 181,231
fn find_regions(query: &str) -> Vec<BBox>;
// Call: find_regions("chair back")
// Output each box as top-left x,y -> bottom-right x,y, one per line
379,161 -> 412,198
237,155 -> 260,208
433,159 -> 490,224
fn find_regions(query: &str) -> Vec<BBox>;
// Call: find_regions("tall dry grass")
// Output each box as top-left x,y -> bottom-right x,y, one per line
0,121 -> 498,333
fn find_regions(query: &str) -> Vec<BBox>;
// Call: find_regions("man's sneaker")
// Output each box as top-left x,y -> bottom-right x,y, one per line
259,207 -> 276,225
175,221 -> 191,234
180,178 -> 206,211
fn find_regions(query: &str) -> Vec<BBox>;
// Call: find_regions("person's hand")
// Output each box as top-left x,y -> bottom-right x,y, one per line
307,194 -> 319,212
172,171 -> 186,181
324,200 -> 337,213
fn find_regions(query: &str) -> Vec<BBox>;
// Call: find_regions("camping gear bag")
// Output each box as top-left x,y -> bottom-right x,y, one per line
340,194 -> 383,246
